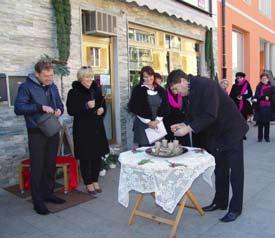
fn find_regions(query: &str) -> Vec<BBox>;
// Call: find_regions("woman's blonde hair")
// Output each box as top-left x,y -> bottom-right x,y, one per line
77,66 -> 93,81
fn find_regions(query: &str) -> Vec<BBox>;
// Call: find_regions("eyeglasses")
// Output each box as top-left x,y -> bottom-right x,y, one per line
82,66 -> 91,69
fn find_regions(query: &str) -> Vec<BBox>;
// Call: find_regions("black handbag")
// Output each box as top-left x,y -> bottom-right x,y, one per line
36,113 -> 62,137
35,87 -> 62,137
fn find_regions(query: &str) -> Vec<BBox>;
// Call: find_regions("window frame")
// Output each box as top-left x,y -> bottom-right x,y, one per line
258,0 -> 272,18
90,47 -> 101,67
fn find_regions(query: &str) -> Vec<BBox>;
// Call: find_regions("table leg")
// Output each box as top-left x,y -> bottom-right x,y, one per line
169,194 -> 188,238
127,189 -> 203,238
186,190 -> 204,216
128,193 -> 144,225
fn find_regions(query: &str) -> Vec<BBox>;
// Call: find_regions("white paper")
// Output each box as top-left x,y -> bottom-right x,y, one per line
145,121 -> 167,144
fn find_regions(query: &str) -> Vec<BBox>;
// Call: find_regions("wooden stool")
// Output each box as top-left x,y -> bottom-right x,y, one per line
18,159 -> 72,194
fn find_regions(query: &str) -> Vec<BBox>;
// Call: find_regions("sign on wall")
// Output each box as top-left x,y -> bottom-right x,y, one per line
179,0 -> 209,12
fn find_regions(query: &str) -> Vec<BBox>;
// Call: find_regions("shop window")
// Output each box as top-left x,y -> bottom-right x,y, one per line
128,28 -> 155,45
259,0 -> 272,18
90,47 -> 100,67
129,47 -> 152,71
165,35 -> 181,50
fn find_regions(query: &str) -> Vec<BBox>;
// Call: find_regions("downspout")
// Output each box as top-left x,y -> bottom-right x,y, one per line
222,0 -> 227,80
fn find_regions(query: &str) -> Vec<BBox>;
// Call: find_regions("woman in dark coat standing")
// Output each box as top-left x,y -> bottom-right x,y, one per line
128,66 -> 169,147
254,73 -> 272,142
66,67 -> 109,195
164,87 -> 190,146
229,72 -> 253,120
230,72 -> 252,139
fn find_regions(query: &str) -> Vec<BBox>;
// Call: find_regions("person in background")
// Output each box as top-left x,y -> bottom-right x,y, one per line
128,66 -> 169,147
229,72 -> 253,139
167,69 -> 248,223
154,72 -> 163,87
254,73 -> 272,142
14,60 -> 65,215
220,79 -> 229,94
66,66 -> 109,195
164,82 -> 190,146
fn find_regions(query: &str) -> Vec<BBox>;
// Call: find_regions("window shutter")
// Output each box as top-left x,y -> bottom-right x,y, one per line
100,47 -> 108,69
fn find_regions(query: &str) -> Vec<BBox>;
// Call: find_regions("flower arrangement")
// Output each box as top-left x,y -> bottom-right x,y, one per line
99,146 -> 121,176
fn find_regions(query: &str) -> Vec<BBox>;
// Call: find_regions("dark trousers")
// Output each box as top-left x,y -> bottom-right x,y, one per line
258,122 -> 270,140
212,140 -> 244,213
79,158 -> 101,185
28,131 -> 59,205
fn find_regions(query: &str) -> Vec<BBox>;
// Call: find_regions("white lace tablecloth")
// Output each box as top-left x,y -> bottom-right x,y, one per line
118,147 -> 215,214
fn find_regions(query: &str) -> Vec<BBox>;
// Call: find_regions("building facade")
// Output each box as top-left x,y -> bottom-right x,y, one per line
216,0 -> 275,90
0,0 -> 215,184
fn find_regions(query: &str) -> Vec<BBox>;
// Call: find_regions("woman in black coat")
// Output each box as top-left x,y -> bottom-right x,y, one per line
128,66 -> 169,146
164,87 -> 190,146
229,72 -> 253,120
66,67 -> 109,195
254,73 -> 272,142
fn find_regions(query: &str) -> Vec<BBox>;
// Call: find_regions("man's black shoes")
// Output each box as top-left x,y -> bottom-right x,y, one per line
34,203 -> 50,215
202,203 -> 227,212
44,195 -> 66,204
220,211 -> 241,222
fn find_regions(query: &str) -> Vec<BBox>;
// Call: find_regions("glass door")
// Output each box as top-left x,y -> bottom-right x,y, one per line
82,35 -> 115,143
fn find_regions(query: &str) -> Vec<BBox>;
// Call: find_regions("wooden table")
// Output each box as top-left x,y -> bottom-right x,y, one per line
118,147 -> 215,238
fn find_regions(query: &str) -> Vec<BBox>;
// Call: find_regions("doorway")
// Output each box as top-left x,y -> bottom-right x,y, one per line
82,35 -> 116,143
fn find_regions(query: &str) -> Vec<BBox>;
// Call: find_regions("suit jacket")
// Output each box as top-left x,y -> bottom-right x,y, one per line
186,75 -> 249,153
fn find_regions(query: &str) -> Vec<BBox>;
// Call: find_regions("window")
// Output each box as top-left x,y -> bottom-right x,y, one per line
0,74 -> 8,104
259,0 -> 272,18
165,34 -> 181,50
129,47 -> 152,70
128,28 -> 155,45
90,48 -> 100,67
8,76 -> 26,106
232,31 -> 244,80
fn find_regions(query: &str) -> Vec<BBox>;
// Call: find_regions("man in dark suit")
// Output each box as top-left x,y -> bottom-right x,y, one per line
167,70 -> 248,222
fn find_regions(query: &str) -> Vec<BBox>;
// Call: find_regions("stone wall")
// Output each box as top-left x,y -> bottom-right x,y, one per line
0,0 -> 57,75
0,106 -> 28,185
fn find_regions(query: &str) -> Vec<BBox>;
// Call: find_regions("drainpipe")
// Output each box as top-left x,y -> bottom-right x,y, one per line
222,0 -> 227,80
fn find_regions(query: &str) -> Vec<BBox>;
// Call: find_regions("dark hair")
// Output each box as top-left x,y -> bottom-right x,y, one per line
139,66 -> 155,84
34,60 -> 53,73
260,73 -> 269,80
154,73 -> 162,80
235,72 -> 246,78
167,69 -> 188,86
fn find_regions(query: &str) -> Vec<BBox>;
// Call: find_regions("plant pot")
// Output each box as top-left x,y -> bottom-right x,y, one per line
109,164 -> 116,169
99,169 -> 106,177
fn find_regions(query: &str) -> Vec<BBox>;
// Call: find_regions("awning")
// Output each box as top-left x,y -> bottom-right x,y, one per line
124,0 -> 214,28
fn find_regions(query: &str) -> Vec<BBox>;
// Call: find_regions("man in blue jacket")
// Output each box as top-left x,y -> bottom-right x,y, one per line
14,60 -> 65,215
